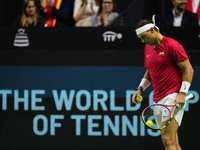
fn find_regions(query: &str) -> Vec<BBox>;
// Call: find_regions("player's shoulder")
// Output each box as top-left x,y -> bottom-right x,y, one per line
162,36 -> 177,43
163,36 -> 184,52
162,36 -> 181,46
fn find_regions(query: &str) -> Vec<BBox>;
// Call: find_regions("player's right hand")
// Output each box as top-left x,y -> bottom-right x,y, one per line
132,90 -> 142,104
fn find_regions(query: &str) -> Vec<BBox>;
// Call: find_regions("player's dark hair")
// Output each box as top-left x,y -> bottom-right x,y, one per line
136,19 -> 159,32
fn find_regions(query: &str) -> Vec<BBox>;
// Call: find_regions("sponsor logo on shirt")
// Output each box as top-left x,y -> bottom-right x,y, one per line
159,52 -> 164,55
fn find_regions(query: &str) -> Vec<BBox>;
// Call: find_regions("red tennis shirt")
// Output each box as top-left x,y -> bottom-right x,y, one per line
144,36 -> 188,103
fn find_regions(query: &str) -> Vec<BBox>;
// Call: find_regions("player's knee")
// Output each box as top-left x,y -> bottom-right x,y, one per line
161,134 -> 175,147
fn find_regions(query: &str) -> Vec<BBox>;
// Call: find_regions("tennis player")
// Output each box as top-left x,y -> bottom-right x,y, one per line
132,15 -> 194,150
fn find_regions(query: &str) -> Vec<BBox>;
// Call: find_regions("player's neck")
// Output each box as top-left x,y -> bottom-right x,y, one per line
154,33 -> 163,49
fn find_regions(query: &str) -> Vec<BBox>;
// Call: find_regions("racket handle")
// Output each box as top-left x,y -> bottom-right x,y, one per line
185,93 -> 194,101
176,93 -> 194,107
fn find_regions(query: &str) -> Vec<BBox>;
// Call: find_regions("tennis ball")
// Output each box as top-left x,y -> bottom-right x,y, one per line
146,120 -> 153,127
135,95 -> 143,102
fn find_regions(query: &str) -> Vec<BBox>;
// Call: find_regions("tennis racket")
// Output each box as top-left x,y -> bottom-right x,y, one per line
141,93 -> 194,130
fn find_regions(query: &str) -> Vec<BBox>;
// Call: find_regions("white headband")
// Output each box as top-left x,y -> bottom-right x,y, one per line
136,23 -> 155,35
135,15 -> 159,36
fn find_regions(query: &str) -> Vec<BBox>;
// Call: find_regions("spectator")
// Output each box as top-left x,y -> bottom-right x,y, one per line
36,0 -> 75,27
88,0 -> 118,27
186,0 -> 200,26
73,0 -> 100,27
13,0 -> 44,27
162,0 -> 198,27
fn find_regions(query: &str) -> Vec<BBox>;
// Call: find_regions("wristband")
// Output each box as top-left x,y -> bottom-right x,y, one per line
136,86 -> 143,93
179,81 -> 191,94
139,78 -> 151,91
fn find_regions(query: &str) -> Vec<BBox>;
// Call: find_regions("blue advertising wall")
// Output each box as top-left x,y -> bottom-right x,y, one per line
0,50 -> 199,150
0,26 -> 200,150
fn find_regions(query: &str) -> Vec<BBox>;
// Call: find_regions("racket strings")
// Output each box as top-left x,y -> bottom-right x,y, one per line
142,105 -> 171,129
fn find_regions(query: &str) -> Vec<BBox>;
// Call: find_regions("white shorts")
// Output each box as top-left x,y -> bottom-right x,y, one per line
154,93 -> 185,127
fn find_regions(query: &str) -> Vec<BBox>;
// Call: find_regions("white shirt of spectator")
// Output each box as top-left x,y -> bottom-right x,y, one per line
172,9 -> 185,27
192,0 -> 200,12
73,0 -> 99,19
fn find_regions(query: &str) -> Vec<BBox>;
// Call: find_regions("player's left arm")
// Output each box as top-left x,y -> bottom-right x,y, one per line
176,60 -> 194,106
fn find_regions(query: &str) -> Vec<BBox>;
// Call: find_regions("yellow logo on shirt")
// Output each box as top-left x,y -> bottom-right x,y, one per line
159,52 -> 164,55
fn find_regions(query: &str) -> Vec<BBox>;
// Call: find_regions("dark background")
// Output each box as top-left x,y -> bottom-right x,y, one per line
0,0 -> 200,150
0,0 -> 174,27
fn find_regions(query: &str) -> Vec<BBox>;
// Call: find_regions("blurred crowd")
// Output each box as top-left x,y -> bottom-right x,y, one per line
13,0 -> 200,27
13,0 -> 119,27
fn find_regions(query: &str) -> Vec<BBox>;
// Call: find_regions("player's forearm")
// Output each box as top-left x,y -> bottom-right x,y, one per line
179,64 -> 194,95
143,69 -> 152,83
177,60 -> 194,83
182,64 -> 194,84
137,70 -> 152,92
